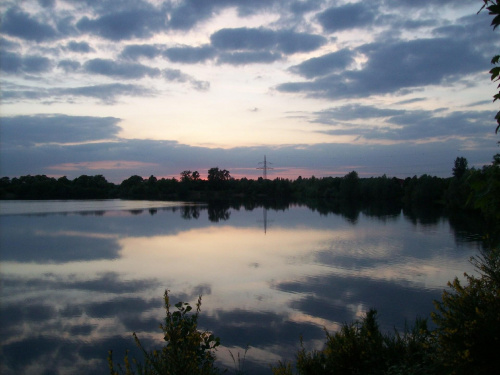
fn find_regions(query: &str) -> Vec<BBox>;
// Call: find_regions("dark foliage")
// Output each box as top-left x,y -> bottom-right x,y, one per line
1,156 -> 498,223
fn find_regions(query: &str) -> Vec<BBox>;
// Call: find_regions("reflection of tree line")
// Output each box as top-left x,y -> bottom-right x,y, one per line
1,155 -> 498,227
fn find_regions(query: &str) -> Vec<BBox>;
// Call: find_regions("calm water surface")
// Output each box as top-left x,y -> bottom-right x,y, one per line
0,200 -> 483,374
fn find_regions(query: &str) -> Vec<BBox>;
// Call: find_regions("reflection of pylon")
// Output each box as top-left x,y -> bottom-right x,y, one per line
257,207 -> 273,234
257,155 -> 273,180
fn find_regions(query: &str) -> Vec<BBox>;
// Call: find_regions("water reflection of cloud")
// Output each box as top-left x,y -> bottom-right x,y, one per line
0,232 -> 121,263
0,204 -> 483,375
273,273 -> 443,331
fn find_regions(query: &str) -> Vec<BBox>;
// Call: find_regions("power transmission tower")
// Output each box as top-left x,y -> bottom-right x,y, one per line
257,155 -> 273,180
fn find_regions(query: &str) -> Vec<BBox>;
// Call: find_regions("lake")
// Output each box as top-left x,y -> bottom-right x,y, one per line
0,199 -> 484,374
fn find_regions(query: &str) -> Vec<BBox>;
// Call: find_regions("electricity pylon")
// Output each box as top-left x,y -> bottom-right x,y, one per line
257,155 -> 273,180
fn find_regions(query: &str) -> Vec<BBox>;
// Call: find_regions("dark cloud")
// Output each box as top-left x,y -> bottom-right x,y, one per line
120,44 -> 163,60
211,27 -> 279,50
202,308 -> 323,348
58,83 -> 156,103
277,38 -> 486,99
76,7 -> 166,41
0,37 -> 21,51
317,3 -> 377,32
0,51 -> 22,73
275,273 -> 441,332
0,52 -> 53,74
384,0 -> 465,7
385,110 -> 493,141
210,27 -> 326,55
432,12 -> 498,55
218,51 -> 283,65
23,55 -> 53,73
162,68 -> 210,90
163,45 -> 216,63
1,120 -> 495,181
314,104 -> 405,122
165,0 -> 279,30
166,0 -> 215,30
289,0 -> 323,15
83,58 -> 161,79
58,59 -> 81,72
0,7 -> 58,42
163,68 -> 191,82
38,0 -> 56,7
289,49 -> 355,78
0,114 -> 121,146
0,229 -> 121,263
85,297 -> 160,318
66,40 -> 93,53
278,30 -> 327,54
2,272 -> 159,294
313,105 -> 493,142
2,84 -> 153,105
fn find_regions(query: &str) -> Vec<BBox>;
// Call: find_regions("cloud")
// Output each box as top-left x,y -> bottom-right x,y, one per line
0,114 -> 121,147
0,7 -> 58,42
162,68 -> 210,90
211,27 -> 280,51
76,6 -> 166,41
312,105 -> 494,142
163,45 -> 216,63
313,104 -> 405,122
83,58 -> 161,79
289,0 -> 323,15
57,59 -> 81,72
275,273 -> 442,332
66,41 -> 93,53
1,113 -> 496,181
120,44 -> 163,60
317,3 -> 377,32
0,52 -> 53,74
165,0 -> 280,30
218,51 -> 283,65
38,0 -> 56,7
48,161 -> 160,171
277,37 -> 487,99
58,83 -> 156,103
289,49 -> 356,78
0,83 -> 156,104
210,27 -> 326,55
166,0 -> 216,30
0,37 -> 21,51
0,233 -> 121,263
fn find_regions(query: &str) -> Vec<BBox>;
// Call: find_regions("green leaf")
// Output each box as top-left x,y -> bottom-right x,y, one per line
490,67 -> 500,80
492,55 -> 500,64
492,14 -> 500,29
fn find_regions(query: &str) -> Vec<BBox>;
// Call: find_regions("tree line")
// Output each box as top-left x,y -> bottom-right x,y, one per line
1,156 -> 498,221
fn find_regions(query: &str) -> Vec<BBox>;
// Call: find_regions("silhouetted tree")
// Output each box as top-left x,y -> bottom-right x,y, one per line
207,167 -> 231,190
339,171 -> 360,201
452,157 -> 469,180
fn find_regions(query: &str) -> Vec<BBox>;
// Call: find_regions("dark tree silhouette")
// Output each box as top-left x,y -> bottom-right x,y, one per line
452,157 -> 468,180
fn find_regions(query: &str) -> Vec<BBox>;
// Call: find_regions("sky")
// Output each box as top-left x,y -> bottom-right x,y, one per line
1,0 -> 499,183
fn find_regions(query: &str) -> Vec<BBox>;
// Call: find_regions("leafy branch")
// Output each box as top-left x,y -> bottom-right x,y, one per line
479,0 -> 500,133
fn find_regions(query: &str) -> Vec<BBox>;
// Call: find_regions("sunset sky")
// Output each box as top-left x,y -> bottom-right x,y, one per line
1,0 -> 499,182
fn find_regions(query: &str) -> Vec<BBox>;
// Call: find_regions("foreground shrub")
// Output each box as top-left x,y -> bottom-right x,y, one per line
432,247 -> 500,375
272,310 -> 436,375
108,290 -> 221,375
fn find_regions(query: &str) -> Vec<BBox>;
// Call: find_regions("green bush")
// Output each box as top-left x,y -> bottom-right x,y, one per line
432,247 -> 500,375
108,290 -> 221,375
271,310 -> 436,375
